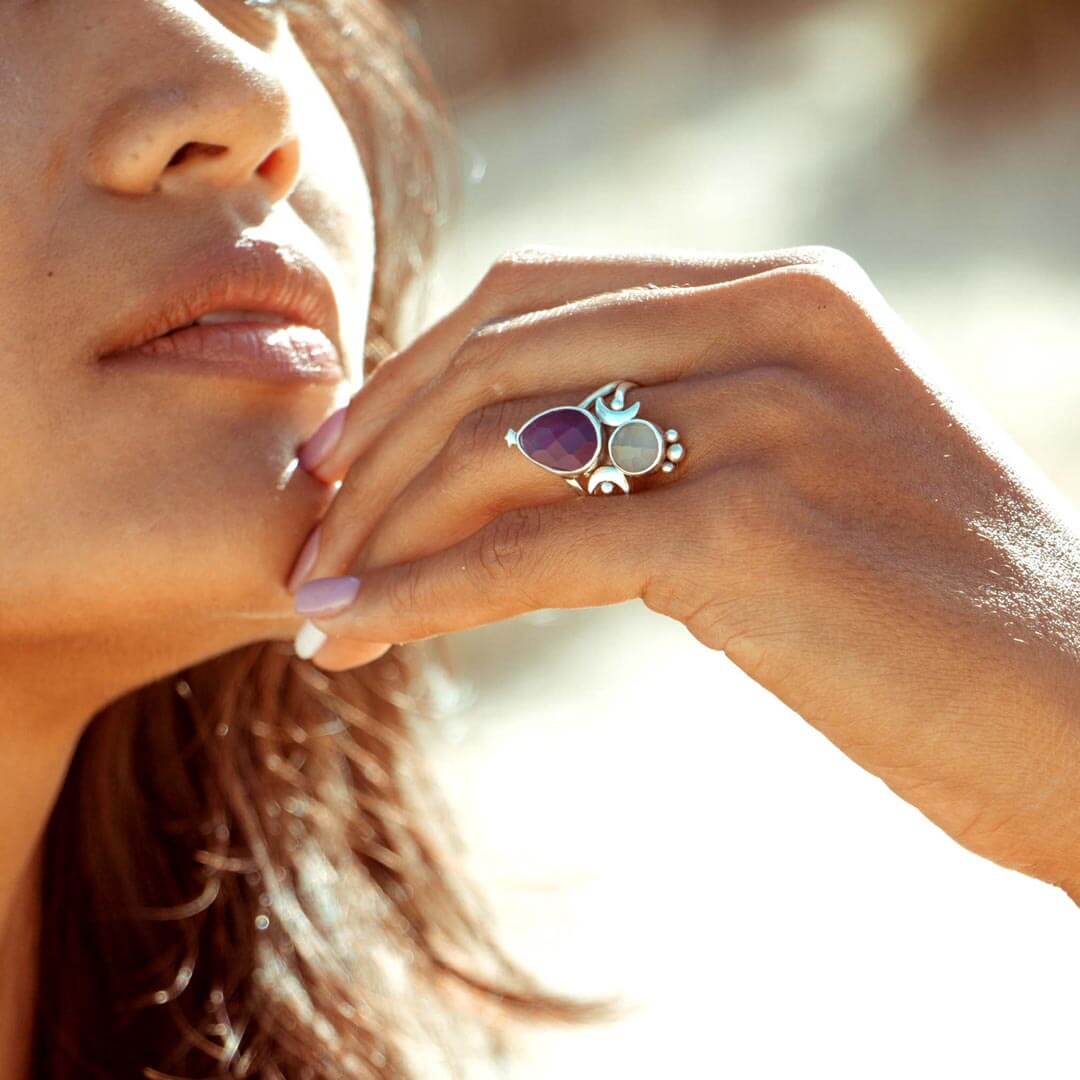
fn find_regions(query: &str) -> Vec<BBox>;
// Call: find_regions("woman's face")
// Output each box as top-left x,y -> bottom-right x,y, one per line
1,1 -> 374,695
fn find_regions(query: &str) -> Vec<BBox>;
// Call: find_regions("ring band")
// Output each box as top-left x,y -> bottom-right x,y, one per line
505,380 -> 685,495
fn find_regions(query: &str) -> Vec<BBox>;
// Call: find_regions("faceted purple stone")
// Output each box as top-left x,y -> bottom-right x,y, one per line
518,407 -> 598,473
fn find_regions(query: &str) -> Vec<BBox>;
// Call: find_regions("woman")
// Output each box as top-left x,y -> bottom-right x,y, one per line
4,0 -> 1079,1077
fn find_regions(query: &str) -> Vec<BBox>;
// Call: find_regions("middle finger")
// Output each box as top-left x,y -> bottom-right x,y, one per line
301,246 -> 833,484
306,269 -> 810,583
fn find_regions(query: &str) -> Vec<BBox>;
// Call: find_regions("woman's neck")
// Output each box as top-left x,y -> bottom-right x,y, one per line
0,638 -> 121,1078
0,619 -> 289,1074
0,843 -> 42,1080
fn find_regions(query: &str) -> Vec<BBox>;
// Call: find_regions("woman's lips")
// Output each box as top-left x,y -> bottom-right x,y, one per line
99,321 -> 344,383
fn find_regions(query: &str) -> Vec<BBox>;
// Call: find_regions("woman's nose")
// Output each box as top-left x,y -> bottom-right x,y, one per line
84,4 -> 300,202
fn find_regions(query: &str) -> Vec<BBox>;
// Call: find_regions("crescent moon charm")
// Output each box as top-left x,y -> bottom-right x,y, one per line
594,393 -> 641,426
578,380 -> 641,426
586,465 -> 631,495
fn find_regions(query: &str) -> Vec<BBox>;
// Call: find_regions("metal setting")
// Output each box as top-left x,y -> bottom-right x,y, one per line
505,379 -> 686,495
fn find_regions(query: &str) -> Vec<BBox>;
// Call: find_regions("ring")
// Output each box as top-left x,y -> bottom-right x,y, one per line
504,380 -> 685,495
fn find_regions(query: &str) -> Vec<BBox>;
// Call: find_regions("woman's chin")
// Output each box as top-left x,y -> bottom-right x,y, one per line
2,399 -> 347,691
168,471 -> 337,649
88,463 -> 335,677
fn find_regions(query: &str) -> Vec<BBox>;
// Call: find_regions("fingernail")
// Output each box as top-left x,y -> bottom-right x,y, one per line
294,620 -> 328,660
286,523 -> 322,593
294,575 -> 361,616
298,406 -> 347,474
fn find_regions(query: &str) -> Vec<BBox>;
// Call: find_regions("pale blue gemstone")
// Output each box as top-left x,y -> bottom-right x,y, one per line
608,420 -> 663,474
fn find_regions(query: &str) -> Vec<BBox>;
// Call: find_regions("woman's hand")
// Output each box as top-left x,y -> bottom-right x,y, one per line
287,245 -> 1080,900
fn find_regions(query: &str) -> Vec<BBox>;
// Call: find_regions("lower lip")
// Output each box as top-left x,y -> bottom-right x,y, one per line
100,322 -> 344,383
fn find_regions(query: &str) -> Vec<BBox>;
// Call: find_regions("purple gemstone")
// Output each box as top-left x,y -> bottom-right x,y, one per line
518,407 -> 599,473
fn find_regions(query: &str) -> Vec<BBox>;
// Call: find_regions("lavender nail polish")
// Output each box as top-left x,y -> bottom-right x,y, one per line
286,523 -> 322,593
295,575 -> 361,617
298,406 -> 347,474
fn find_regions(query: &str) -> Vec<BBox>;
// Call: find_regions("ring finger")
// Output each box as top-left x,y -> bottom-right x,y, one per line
353,366 -> 803,574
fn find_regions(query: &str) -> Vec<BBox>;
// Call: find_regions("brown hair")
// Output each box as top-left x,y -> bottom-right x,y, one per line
31,3 -> 612,1076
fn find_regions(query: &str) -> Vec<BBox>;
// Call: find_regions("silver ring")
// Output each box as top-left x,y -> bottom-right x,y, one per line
504,380 -> 685,495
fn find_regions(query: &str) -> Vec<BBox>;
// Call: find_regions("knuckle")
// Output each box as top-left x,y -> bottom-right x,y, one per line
446,404 -> 494,457
784,261 -> 862,312
441,333 -> 507,409
739,244 -> 867,284
472,504 -> 545,583
762,256 -> 885,360
441,403 -> 506,480
446,320 -> 500,378
385,557 -> 426,621
475,246 -> 557,308
792,244 -> 865,279
769,245 -> 871,309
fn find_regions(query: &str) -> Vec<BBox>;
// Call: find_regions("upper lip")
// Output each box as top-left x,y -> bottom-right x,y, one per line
98,238 -> 343,364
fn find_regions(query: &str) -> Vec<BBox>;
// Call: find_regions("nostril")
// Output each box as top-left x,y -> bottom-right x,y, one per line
256,145 -> 283,178
256,138 -> 299,188
167,141 -> 228,168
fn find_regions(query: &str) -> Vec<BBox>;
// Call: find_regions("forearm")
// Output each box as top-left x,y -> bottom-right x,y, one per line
818,570 -> 1080,903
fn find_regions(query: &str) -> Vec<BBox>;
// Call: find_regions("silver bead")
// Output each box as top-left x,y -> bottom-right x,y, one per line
666,443 -> 684,462
661,462 -> 674,473
665,428 -> 679,443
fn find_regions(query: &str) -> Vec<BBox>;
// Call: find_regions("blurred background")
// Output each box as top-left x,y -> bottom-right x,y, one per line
383,2 -> 1080,1076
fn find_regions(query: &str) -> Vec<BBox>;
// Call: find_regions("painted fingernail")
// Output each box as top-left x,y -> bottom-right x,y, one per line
294,575 -> 361,616
298,406 -> 347,474
294,620 -> 328,660
286,523 -> 322,594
